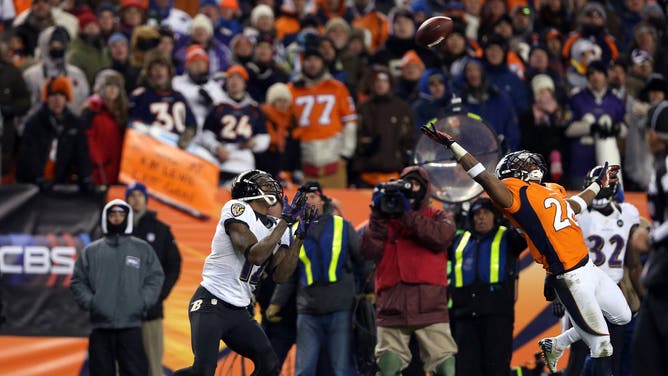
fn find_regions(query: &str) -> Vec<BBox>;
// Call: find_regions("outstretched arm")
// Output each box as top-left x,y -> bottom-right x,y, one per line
566,163 -> 617,213
421,121 -> 514,208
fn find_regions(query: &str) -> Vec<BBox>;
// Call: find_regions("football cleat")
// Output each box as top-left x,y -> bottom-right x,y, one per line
538,337 -> 563,374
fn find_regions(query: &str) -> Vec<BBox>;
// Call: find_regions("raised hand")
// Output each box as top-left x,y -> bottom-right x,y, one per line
420,118 -> 455,147
593,161 -> 610,190
295,205 -> 319,239
607,164 -> 621,186
281,191 -> 307,225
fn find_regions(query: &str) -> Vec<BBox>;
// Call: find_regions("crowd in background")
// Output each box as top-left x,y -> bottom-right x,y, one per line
1,0 -> 667,193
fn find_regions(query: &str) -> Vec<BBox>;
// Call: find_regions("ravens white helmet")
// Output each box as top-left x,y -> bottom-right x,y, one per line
231,169 -> 283,206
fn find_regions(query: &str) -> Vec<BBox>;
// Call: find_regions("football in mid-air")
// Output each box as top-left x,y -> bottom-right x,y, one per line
415,16 -> 454,48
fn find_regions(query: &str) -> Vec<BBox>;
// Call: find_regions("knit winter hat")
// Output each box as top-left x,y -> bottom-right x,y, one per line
78,12 -> 99,30
250,4 -> 274,27
191,13 -> 214,36
185,45 -> 210,64
266,82 -> 292,103
399,50 -> 425,70
226,64 -> 249,81
125,182 -> 149,202
531,74 -> 555,95
41,76 -> 73,102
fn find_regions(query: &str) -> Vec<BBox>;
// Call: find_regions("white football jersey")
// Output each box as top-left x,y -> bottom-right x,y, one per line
576,202 -> 640,283
201,199 -> 291,307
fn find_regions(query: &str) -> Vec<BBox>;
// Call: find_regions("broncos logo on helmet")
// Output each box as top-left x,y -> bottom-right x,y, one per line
495,150 -> 548,182
231,169 -> 283,206
584,165 -> 619,209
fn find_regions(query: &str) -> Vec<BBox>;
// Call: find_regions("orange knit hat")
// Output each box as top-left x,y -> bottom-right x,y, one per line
41,76 -> 73,102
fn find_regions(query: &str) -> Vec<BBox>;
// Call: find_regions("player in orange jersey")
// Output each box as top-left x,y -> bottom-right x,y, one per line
421,121 -> 631,376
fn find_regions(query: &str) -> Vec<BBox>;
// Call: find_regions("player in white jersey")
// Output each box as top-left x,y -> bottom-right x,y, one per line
173,169 -> 316,376
541,165 -> 638,375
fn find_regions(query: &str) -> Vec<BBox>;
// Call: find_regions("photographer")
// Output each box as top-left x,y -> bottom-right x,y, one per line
360,166 -> 457,376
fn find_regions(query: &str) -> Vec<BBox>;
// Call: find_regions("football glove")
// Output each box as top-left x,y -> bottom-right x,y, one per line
552,300 -> 566,318
281,191 -> 307,225
421,118 -> 455,147
295,205 -> 319,239
592,161 -> 610,190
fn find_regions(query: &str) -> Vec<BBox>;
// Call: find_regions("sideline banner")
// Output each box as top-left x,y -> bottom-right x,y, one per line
119,128 -> 219,219
0,185 -> 106,337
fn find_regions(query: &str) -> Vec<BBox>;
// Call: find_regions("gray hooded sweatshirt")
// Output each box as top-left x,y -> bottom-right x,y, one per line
70,199 -> 164,329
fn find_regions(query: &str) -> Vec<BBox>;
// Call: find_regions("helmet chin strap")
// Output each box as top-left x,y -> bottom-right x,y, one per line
526,169 -> 544,182
239,194 -> 278,206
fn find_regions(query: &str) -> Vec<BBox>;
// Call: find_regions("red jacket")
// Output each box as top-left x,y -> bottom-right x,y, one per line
84,95 -> 124,185
360,166 -> 456,327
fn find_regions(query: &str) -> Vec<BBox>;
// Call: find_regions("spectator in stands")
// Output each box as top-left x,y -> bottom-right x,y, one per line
339,28 -> 371,98
628,22 -> 668,82
147,0 -> 192,40
545,28 -> 566,77
617,0 -> 645,52
344,0 -> 389,53
354,66 -> 416,187
449,197 -> 526,376
125,182 -> 182,376
625,74 -> 666,191
481,34 -> 528,114
535,0 -> 573,35
288,48 -> 358,188
275,0 -> 316,41
395,50 -> 425,105
565,60 -> 625,188
361,165 -> 457,376
246,33 -> 290,103
229,33 -> 255,66
8,27 -> 37,71
412,68 -> 450,130
0,41 -> 31,181
129,50 -> 197,149
82,70 -> 127,186
156,27 -> 181,72
440,19 -> 475,78
118,0 -> 148,40
626,49 -> 654,98
519,74 -> 567,183
565,38 -> 602,91
525,45 -> 564,97
172,45 -> 226,132
175,13 -> 231,76
457,59 -> 520,151
198,0 -> 242,46
319,35 -> 347,85
315,0 -> 346,25
199,65 -> 270,186
12,0 -> 78,57
258,83 -> 293,179
23,26 -> 90,115
562,2 -> 619,65
372,7 -> 437,74
68,12 -> 112,87
109,32 -> 141,95
96,2 -> 117,43
71,199 -> 164,376
478,0 -> 506,40
16,77 -> 93,192
248,4 -> 276,38
270,181 -> 362,376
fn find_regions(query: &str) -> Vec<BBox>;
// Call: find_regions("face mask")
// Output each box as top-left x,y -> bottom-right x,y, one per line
189,71 -> 209,85
49,48 -> 65,59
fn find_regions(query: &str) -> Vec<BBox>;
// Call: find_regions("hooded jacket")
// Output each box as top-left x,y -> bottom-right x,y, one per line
361,166 -> 456,326
70,199 -> 164,329
22,26 -> 90,116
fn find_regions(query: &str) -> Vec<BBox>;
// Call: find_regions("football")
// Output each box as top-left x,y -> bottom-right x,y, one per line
415,16 -> 454,48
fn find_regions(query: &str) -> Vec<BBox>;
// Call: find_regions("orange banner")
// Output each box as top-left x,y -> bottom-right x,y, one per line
119,129 -> 219,218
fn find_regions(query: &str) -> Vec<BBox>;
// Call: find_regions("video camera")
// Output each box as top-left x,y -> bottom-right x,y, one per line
375,179 -> 413,217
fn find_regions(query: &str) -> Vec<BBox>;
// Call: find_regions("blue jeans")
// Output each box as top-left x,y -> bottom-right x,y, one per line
296,310 -> 352,376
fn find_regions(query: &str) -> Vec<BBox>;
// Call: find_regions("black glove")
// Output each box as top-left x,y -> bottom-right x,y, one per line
552,300 -> 566,318
592,161 -> 610,190
281,191 -> 307,225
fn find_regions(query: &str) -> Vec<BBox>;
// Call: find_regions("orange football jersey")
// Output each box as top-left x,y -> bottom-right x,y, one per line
288,78 -> 357,142
500,178 -> 589,274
